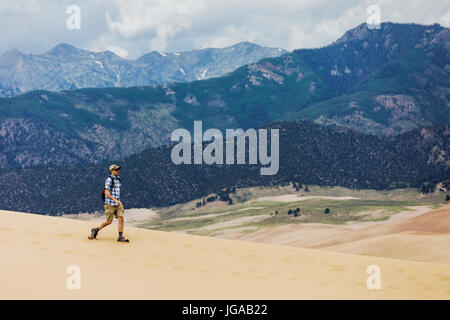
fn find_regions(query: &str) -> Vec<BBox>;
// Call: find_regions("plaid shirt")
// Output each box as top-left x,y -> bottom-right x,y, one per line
104,175 -> 121,206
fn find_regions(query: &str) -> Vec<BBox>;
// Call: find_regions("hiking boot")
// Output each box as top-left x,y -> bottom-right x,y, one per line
117,235 -> 129,242
88,227 -> 99,240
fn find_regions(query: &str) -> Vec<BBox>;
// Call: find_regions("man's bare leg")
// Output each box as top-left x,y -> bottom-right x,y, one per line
117,216 -> 129,242
98,220 -> 112,230
89,220 -> 111,239
118,216 -> 124,233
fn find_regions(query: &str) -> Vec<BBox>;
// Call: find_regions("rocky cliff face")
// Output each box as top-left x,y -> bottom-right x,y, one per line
291,23 -> 449,135
0,97 -> 179,168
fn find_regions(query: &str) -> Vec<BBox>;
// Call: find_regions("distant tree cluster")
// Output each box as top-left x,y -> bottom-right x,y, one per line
195,199 -> 205,208
288,208 -> 301,217
291,182 -> 310,192
420,182 -> 436,194
195,194 -> 222,208
194,188 -> 236,208
292,182 -> 303,191
217,187 -> 235,205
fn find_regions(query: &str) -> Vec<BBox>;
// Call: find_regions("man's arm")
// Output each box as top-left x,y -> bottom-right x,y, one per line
104,189 -> 121,206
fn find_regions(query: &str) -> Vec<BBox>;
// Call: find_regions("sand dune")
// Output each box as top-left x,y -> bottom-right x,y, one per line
0,209 -> 449,299
65,208 -> 158,227
170,207 -> 265,222
248,194 -> 358,203
225,205 -> 450,264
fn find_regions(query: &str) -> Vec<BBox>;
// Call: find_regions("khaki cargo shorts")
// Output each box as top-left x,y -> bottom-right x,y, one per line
104,203 -> 124,223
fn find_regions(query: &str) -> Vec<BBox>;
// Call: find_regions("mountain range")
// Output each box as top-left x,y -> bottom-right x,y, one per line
0,42 -> 287,97
0,22 -> 448,169
0,22 -> 449,214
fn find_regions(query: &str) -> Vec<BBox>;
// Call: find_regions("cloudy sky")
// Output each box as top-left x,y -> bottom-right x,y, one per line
0,0 -> 448,59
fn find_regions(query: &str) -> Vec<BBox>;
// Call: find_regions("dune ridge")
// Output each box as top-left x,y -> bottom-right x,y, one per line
0,209 -> 449,299
225,204 -> 450,264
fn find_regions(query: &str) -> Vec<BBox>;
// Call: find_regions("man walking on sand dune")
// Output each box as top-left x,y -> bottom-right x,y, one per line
89,164 -> 129,242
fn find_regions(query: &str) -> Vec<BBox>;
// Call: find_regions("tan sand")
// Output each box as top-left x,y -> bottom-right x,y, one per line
248,194 -> 358,203
66,208 -> 158,227
177,214 -> 269,234
170,207 -> 265,222
345,206 -> 433,230
0,209 -> 449,299
224,205 -> 450,264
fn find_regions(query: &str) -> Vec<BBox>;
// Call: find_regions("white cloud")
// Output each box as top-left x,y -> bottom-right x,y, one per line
0,0 -> 448,58
0,0 -> 40,13
440,10 -> 450,27
105,0 -> 199,51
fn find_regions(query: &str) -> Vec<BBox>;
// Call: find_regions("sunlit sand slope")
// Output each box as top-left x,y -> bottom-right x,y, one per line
227,204 -> 450,264
0,210 -> 449,299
